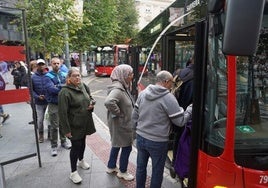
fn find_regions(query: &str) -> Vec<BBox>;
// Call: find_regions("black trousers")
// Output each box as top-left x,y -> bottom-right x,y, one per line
70,136 -> 86,172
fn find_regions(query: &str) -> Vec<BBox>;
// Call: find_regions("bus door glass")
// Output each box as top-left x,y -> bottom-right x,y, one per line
203,21 -> 227,156
175,40 -> 195,71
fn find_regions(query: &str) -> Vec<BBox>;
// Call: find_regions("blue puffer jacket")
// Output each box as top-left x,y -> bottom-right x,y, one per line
45,70 -> 67,104
31,71 -> 50,105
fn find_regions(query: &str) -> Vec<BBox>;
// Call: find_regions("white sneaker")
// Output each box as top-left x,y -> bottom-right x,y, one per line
77,159 -> 90,170
117,171 -> 134,181
70,171 -> 82,184
106,167 -> 119,174
51,147 -> 57,157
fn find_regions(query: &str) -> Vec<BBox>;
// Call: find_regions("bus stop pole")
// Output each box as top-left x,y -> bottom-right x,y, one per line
131,46 -> 140,100
22,9 -> 42,168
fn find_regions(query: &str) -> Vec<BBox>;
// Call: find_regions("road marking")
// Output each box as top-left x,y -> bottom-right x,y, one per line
91,90 -> 106,99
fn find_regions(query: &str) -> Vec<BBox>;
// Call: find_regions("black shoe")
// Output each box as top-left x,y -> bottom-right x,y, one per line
169,166 -> 176,179
28,121 -> 34,124
2,114 -> 10,124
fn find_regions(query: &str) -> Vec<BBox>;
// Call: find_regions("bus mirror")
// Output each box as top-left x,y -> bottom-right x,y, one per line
208,0 -> 225,13
222,0 -> 265,56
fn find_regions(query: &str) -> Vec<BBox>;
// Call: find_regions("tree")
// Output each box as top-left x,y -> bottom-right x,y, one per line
16,0 -> 83,58
115,0 -> 138,44
16,0 -> 139,59
71,0 -> 139,52
70,0 -> 119,52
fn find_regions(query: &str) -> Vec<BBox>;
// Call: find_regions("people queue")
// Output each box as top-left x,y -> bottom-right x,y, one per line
1,59 -> 193,187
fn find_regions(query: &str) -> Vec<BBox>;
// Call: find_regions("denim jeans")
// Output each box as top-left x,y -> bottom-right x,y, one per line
107,145 -> 132,173
36,104 -> 47,134
0,105 -> 3,114
136,134 -> 169,188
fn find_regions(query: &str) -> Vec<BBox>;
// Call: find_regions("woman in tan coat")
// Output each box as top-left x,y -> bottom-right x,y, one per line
104,64 -> 135,181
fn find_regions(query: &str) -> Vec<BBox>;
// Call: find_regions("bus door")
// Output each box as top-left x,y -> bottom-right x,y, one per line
162,25 -> 196,74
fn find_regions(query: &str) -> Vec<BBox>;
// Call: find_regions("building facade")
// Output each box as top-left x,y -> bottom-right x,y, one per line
135,0 -> 176,31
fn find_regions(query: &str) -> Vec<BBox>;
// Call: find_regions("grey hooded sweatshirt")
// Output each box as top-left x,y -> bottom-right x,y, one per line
132,84 -> 192,142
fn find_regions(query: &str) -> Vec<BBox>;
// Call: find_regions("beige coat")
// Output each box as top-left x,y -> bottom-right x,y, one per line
104,81 -> 134,147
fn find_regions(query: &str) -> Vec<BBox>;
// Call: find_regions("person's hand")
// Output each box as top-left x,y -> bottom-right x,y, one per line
87,104 -> 94,111
38,95 -> 45,100
65,132 -> 72,139
186,104 -> 193,117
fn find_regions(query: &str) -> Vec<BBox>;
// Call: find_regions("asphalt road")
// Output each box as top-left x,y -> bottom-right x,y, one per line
83,74 -> 111,126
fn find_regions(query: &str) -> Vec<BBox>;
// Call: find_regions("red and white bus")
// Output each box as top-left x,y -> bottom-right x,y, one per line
92,44 -> 129,76
136,0 -> 268,187
92,44 -> 148,77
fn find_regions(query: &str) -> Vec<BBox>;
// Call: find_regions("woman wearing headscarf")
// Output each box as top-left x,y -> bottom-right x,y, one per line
104,64 -> 135,181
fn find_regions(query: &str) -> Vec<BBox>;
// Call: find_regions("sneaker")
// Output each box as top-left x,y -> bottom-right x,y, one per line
77,159 -> 90,170
51,147 -> 57,157
2,114 -> 10,124
61,141 -> 71,149
117,171 -> 134,181
106,167 -> 119,174
69,171 -> 82,184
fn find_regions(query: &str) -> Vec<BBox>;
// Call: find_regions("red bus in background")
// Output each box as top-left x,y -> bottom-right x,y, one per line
92,44 -> 148,77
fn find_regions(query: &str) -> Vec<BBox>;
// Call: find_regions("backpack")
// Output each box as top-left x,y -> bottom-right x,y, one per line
174,120 -> 192,179
0,74 -> 6,90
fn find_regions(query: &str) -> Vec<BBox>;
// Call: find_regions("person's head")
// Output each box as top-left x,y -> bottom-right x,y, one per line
36,59 -> 46,72
30,60 -> 37,72
14,61 -> 21,68
60,58 -> 65,65
50,57 -> 61,72
110,64 -> 133,88
156,70 -> 174,90
66,67 -> 81,86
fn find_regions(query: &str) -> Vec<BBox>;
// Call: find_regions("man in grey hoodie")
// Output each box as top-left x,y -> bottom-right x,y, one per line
132,70 -> 192,188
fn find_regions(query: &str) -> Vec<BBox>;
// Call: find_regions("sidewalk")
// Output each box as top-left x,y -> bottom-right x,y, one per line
0,68 -> 182,188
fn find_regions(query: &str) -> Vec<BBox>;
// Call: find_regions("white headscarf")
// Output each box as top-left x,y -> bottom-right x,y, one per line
110,64 -> 133,89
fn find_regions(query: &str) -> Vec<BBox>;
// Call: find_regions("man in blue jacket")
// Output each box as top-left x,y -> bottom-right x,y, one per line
46,57 -> 71,157
32,59 -> 50,143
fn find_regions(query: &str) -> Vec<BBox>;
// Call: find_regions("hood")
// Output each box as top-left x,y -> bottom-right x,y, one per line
107,81 -> 124,95
179,63 -> 194,82
62,83 -> 82,91
143,84 -> 169,101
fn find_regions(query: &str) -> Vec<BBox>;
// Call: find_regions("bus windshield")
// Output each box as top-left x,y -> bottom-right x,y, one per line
203,3 -> 268,171
95,51 -> 114,66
